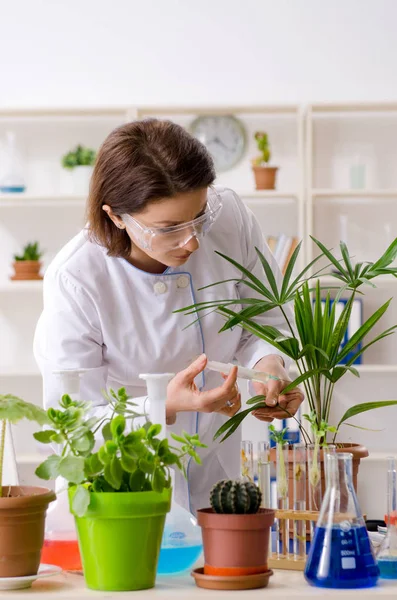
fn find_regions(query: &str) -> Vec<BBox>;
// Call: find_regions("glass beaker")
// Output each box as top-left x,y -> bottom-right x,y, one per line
377,457 -> 397,579
305,453 -> 379,589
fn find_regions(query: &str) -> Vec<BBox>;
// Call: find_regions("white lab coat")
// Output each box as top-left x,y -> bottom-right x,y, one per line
34,186 -> 292,514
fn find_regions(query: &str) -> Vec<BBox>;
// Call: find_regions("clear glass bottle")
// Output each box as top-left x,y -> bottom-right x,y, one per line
305,453 -> 379,589
377,457 -> 397,579
0,131 -> 26,193
276,442 -> 289,558
293,443 -> 306,560
241,440 -> 254,482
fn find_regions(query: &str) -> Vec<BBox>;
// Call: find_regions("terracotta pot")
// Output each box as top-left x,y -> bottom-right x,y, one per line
0,486 -> 55,578
11,261 -> 42,281
197,508 -> 275,577
252,166 -> 278,190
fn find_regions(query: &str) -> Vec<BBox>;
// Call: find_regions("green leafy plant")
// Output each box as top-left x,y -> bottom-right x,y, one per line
62,145 -> 96,170
0,395 -> 49,497
14,241 -> 42,262
35,388 -> 206,517
178,236 -> 397,444
252,131 -> 271,166
269,424 -> 289,499
210,479 -> 261,514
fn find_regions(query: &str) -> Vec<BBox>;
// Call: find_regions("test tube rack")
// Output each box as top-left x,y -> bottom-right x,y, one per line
268,509 -> 319,571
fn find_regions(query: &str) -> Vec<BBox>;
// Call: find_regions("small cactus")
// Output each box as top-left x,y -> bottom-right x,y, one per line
210,479 -> 262,514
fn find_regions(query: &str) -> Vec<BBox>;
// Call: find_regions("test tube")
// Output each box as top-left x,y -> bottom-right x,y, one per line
307,443 -> 322,538
323,444 -> 337,483
258,441 -> 272,555
241,441 -> 254,482
276,442 -> 289,558
387,457 -> 397,526
293,443 -> 306,560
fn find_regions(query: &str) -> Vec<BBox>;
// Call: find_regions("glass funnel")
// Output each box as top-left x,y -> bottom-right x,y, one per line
305,453 -> 379,589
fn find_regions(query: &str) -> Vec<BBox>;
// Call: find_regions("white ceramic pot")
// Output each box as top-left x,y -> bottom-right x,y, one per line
72,165 -> 93,195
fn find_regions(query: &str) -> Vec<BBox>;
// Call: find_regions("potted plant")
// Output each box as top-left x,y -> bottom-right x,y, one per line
62,145 -> 96,194
179,237 -> 397,491
11,241 -> 43,281
35,387 -> 205,592
195,479 -> 274,590
251,132 -> 278,190
0,394 -> 55,578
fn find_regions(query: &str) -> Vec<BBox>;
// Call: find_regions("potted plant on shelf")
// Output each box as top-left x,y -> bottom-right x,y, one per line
193,479 -> 274,591
251,132 -> 278,190
11,241 -> 43,281
179,236 -> 397,491
35,387 -> 205,592
62,145 -> 96,194
0,394 -> 55,578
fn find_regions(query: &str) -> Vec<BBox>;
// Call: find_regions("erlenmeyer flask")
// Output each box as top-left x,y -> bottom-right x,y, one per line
305,453 -> 379,589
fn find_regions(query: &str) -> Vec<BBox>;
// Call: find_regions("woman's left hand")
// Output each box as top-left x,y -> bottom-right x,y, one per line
251,355 -> 304,422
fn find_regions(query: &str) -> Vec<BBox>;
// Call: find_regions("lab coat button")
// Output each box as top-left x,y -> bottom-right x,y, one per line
177,275 -> 190,289
154,281 -> 167,294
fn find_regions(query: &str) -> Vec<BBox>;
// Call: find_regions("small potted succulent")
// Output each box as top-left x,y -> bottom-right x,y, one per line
35,387 -> 204,592
11,241 -> 43,281
62,144 -> 96,194
0,395 -> 55,578
251,131 -> 278,190
195,480 -> 274,590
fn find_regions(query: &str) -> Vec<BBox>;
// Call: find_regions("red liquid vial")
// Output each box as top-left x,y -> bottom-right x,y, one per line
41,539 -> 82,571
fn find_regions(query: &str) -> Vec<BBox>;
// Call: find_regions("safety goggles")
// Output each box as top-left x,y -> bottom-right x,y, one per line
121,187 -> 222,252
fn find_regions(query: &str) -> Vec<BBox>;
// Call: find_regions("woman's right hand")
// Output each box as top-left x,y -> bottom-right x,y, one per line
166,354 -> 241,425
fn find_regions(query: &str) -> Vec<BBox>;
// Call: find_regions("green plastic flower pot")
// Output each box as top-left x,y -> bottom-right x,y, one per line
69,488 -> 171,591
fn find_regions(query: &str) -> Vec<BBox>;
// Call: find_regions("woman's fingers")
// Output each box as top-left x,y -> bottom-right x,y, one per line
177,354 -> 207,383
195,366 -> 240,413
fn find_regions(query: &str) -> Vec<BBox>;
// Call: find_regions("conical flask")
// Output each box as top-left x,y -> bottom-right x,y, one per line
139,373 -> 203,575
305,452 -> 379,589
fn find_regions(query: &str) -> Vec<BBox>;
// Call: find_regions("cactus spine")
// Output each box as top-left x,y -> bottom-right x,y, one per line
210,480 -> 262,514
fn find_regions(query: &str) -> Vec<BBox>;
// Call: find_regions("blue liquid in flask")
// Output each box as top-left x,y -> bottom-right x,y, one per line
305,524 -> 379,589
157,544 -> 203,575
378,557 -> 397,579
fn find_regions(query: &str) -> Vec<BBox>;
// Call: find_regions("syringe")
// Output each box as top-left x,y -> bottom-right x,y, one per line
206,360 -> 280,384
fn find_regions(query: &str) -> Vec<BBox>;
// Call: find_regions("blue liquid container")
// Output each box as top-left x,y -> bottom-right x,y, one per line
304,453 -> 379,589
158,545 -> 203,575
305,525 -> 379,588
378,557 -> 397,579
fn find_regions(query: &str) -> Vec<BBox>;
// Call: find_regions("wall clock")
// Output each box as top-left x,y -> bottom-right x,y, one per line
190,115 -> 247,172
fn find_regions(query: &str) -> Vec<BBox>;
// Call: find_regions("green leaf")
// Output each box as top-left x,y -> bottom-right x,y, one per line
110,415 -> 126,438
98,446 -> 111,464
280,241 -> 302,298
72,431 -> 95,454
129,469 -> 145,491
58,456 -> 86,484
33,430 -> 57,444
120,451 -> 137,473
84,453 -> 103,477
214,250 -> 275,299
71,485 -> 91,517
105,440 -> 118,455
0,395 -> 50,425
153,468 -> 166,493
104,456 -> 123,490
170,433 -> 186,444
339,241 -> 354,278
50,433 -> 65,444
35,455 -> 61,480
139,458 -> 155,474
255,247 -> 280,300
102,422 -> 112,441
311,237 -> 348,278
246,395 -> 266,406
337,400 -> 397,430
147,424 -> 162,439
157,438 -> 169,457
213,406 -> 257,442
344,423 -> 384,433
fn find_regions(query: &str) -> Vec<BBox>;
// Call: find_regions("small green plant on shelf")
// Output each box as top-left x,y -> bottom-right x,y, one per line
14,241 -> 42,262
178,236 -> 397,445
210,479 -> 262,514
269,424 -> 288,499
62,145 -> 96,170
35,387 -> 206,517
0,395 -> 49,497
252,131 -> 271,166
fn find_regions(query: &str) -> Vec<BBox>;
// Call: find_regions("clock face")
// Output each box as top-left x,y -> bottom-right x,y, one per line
190,115 -> 246,172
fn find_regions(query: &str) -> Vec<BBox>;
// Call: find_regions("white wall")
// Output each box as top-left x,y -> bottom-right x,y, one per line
1,0 -> 397,108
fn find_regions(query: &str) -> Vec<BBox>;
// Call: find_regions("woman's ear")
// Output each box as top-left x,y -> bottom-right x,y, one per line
102,204 -> 125,229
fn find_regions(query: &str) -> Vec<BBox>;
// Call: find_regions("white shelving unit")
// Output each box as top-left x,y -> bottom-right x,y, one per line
306,102 -> 397,462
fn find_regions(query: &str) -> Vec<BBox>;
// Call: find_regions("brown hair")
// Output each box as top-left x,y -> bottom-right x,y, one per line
87,118 -> 216,257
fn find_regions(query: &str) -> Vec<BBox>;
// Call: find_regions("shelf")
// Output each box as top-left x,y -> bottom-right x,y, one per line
0,280 -> 43,292
0,106 -> 129,119
310,102 -> 397,114
312,189 -> 397,198
0,193 -> 86,208
137,104 -> 300,116
0,368 -> 41,377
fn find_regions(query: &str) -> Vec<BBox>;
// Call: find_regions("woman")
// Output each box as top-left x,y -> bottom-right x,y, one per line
34,119 -> 303,513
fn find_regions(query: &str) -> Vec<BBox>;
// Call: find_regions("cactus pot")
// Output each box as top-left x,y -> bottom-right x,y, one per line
197,508 -> 275,577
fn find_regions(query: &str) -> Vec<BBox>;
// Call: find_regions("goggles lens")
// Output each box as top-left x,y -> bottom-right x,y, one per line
122,188 -> 222,252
